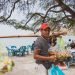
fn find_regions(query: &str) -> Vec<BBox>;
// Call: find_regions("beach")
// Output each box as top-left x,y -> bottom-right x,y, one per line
3,54 -> 75,75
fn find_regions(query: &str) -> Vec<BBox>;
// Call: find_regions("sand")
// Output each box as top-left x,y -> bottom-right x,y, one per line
4,54 -> 75,75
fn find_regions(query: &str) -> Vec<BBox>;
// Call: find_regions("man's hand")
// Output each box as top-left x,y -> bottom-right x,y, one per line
48,55 -> 57,62
51,31 -> 67,37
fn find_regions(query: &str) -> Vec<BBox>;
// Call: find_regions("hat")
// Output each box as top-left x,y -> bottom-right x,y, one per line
40,23 -> 50,30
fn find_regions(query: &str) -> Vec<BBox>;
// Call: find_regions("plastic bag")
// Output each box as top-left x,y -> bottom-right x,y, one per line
48,64 -> 65,75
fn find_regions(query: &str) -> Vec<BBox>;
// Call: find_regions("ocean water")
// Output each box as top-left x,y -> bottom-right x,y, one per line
0,37 -> 37,53
0,35 -> 75,53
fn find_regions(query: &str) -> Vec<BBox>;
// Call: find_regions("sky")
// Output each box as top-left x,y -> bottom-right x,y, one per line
0,0 -> 74,36
0,1 -> 42,36
0,24 -> 34,36
0,9 -> 34,36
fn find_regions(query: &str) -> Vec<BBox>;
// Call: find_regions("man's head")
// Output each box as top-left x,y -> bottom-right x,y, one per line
40,23 -> 51,38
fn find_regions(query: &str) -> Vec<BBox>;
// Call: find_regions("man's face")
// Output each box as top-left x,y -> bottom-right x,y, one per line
41,28 -> 50,38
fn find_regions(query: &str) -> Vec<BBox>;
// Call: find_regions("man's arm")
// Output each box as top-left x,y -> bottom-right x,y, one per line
51,31 -> 67,37
34,49 -> 56,61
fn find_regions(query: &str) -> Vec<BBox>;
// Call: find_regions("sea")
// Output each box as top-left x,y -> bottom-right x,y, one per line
0,35 -> 75,53
0,37 -> 37,53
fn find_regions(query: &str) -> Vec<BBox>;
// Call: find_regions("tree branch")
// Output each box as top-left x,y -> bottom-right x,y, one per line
24,13 -> 44,26
55,0 -> 75,19
0,0 -> 20,22
63,11 -> 75,22
43,4 -> 59,22
54,15 -> 71,22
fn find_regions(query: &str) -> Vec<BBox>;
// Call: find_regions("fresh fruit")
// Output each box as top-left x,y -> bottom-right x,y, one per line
7,65 -> 12,72
0,56 -> 15,74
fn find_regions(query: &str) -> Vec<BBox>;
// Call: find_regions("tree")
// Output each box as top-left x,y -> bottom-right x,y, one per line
0,0 -> 75,33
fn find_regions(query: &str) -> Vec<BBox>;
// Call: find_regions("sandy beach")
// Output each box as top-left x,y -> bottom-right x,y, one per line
4,54 -> 75,75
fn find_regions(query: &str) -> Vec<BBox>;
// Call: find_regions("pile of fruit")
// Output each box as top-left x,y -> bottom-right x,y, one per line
56,51 -> 72,61
49,51 -> 72,61
0,56 -> 15,74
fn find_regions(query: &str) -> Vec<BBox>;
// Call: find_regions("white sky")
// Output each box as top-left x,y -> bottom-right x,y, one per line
0,24 -> 34,36
0,1 -> 44,36
0,10 -> 34,36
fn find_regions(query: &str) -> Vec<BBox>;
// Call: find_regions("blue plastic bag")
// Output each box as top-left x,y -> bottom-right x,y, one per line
48,64 -> 57,75
48,64 -> 65,75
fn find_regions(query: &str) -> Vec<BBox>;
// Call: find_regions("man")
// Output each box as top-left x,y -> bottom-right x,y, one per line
34,23 -> 67,75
